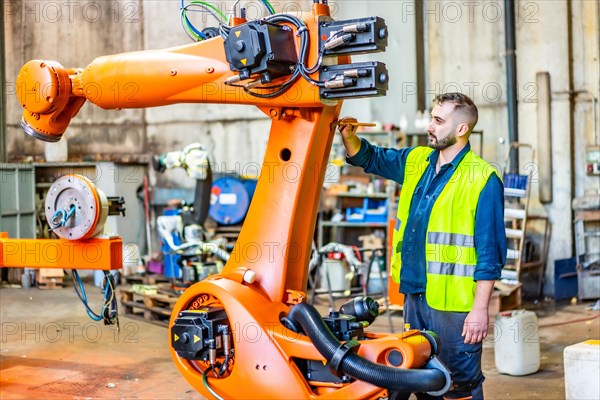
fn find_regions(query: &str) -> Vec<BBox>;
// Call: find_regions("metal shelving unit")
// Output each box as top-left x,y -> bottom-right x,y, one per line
317,131 -> 397,252
317,192 -> 391,251
312,131 -> 398,319
0,164 -> 36,238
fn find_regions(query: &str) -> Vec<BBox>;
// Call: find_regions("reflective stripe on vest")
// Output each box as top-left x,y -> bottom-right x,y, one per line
428,261 -> 475,277
390,146 -> 497,312
428,232 -> 475,248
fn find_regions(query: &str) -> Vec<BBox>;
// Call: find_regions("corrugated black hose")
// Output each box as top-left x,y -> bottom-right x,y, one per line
287,302 -> 451,395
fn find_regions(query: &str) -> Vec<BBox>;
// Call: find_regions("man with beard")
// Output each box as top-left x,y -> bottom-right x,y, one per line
338,93 -> 506,400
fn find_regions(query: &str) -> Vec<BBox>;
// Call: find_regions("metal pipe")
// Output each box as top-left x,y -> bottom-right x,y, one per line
597,0 -> 600,145
504,0 -> 518,172
415,0 -> 426,112
0,4 -> 6,163
567,0 -> 576,258
536,72 -> 552,204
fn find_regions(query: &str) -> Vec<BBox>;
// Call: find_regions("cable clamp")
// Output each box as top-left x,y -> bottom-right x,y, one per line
296,26 -> 308,36
329,339 -> 360,374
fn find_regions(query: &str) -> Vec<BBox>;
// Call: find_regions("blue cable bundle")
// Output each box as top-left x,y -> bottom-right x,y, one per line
72,269 -> 119,326
180,0 -> 275,42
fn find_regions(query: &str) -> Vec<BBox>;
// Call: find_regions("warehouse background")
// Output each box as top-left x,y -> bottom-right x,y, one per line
1,0 -> 599,296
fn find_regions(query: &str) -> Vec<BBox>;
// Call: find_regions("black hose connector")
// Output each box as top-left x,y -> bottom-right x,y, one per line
288,302 -> 451,396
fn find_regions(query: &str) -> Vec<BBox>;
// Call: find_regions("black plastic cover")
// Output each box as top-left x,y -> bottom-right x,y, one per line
306,359 -> 352,384
320,61 -> 388,100
338,297 -> 380,324
224,21 -> 297,80
171,308 -> 228,360
319,17 -> 388,55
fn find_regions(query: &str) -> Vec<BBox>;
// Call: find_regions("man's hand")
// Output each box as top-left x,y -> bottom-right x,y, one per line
463,280 -> 494,344
462,307 -> 489,344
337,116 -> 362,157
337,117 -> 358,138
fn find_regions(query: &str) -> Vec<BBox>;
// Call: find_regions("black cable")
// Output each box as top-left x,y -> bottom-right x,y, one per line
102,271 -> 120,326
249,68 -> 300,90
242,69 -> 301,98
305,29 -> 346,74
202,366 -> 224,400
300,68 -> 326,87
71,270 -> 119,326
219,24 -> 231,39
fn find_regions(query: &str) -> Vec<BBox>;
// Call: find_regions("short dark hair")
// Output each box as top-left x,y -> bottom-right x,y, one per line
433,92 -> 478,130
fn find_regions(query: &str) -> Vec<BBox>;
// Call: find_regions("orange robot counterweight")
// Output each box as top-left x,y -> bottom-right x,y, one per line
14,3 -> 451,399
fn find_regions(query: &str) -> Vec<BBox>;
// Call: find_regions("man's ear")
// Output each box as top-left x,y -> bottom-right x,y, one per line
456,123 -> 470,138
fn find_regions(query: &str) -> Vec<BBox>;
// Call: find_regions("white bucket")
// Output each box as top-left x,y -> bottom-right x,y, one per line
564,340 -> 600,399
494,309 -> 540,376
319,259 -> 351,294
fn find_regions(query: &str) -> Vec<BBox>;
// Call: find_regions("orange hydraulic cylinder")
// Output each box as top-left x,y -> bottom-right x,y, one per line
0,232 -> 123,270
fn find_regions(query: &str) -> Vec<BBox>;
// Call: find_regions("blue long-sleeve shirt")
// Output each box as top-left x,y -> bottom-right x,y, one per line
347,139 -> 506,294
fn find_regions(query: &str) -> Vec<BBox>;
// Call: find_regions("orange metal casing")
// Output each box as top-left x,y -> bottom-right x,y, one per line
169,277 -> 433,399
0,232 -> 123,270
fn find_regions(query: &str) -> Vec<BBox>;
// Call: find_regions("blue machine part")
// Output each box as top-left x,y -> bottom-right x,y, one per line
161,208 -> 182,279
209,177 -> 257,225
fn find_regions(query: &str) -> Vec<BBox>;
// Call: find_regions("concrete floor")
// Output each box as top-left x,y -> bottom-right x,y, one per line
1,283 -> 598,399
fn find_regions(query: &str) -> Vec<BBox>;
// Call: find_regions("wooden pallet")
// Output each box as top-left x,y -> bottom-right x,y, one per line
124,274 -> 171,285
119,288 -> 180,327
36,269 -> 64,289
36,276 -> 64,289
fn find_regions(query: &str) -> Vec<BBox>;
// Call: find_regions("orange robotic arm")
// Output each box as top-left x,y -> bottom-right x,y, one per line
12,3 -> 451,399
17,36 -> 323,142
17,35 -> 314,142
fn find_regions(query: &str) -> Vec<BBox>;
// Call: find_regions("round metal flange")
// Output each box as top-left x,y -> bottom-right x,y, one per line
45,174 -> 108,240
21,119 -> 62,142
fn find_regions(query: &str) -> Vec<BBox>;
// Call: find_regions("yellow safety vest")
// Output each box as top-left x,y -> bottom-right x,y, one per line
390,147 -> 498,312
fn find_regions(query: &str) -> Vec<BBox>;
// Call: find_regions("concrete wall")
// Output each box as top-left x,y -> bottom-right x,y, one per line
4,0 -> 146,158
427,0 -> 599,295
571,0 -> 600,198
426,0 -> 509,161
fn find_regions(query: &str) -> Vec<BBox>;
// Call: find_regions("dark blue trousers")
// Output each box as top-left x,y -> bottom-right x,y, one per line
404,293 -> 485,400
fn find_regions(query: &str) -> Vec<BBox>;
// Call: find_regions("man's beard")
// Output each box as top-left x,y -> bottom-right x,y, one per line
428,132 -> 457,151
